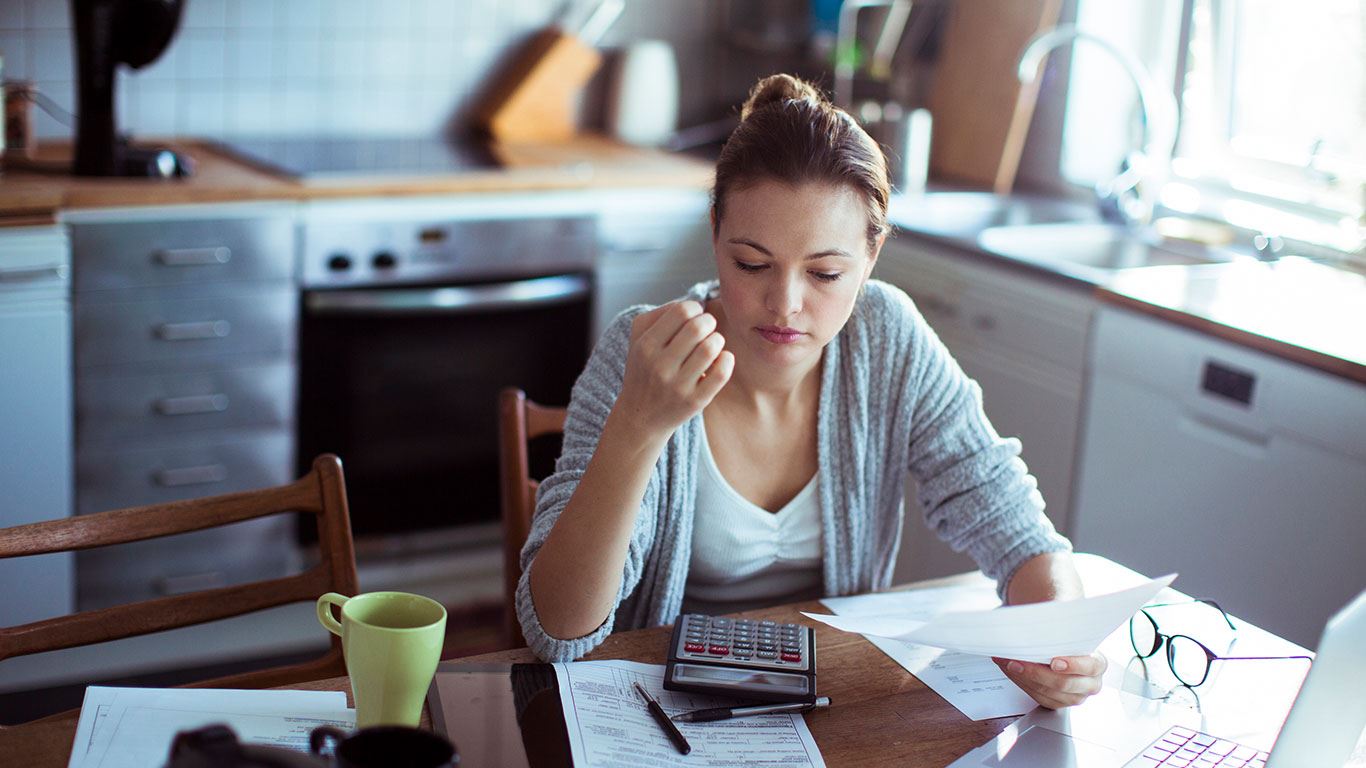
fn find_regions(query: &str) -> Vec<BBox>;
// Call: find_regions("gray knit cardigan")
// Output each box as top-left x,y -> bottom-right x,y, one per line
516,279 -> 1071,661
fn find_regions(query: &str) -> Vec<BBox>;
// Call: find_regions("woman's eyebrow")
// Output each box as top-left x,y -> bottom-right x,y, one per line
726,237 -> 854,260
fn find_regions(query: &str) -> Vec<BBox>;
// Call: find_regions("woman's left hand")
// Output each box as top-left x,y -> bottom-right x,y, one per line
992,653 -> 1107,709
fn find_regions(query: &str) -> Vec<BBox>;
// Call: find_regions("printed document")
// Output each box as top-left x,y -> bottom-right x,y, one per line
553,659 -> 826,767
806,574 -> 1175,663
67,686 -> 353,768
821,583 -> 1037,720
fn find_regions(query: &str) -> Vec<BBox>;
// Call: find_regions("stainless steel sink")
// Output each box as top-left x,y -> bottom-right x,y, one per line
888,192 -> 1095,239
977,222 -> 1234,272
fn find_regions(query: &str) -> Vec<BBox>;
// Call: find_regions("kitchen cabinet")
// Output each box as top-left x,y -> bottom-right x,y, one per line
877,237 -> 1097,583
0,226 -> 74,628
594,188 -> 714,337
1071,306 -> 1366,648
67,204 -> 299,612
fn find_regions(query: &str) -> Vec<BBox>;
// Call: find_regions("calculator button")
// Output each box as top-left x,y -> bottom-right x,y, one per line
781,652 -> 802,662
684,642 -> 705,653
760,620 -> 776,626
756,650 -> 778,659
708,645 -> 730,655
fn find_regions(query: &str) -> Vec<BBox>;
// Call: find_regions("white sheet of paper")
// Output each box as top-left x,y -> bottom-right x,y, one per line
552,659 -> 827,768
68,687 -> 350,768
823,584 -> 1037,720
806,574 -> 1176,664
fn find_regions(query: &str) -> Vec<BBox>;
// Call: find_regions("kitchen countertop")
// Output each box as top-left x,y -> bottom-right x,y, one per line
1097,258 -> 1366,385
0,134 -> 714,221
886,194 -> 1366,386
5,144 -> 1361,385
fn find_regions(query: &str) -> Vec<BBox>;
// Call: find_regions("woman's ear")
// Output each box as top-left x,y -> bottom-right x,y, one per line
864,233 -> 886,280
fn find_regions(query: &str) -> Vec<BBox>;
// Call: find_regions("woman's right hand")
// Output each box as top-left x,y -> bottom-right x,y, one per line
612,300 -> 734,440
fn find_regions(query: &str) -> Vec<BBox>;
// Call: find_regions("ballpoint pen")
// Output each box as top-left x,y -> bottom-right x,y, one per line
671,696 -> 833,723
633,682 -> 692,755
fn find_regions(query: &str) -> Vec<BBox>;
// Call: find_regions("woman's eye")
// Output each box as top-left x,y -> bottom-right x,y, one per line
810,271 -> 842,283
734,261 -> 767,273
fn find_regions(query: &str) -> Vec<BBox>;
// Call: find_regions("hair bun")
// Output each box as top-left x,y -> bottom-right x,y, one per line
740,74 -> 824,120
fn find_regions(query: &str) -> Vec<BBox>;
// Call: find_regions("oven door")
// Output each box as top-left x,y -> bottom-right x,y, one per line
298,273 -> 591,543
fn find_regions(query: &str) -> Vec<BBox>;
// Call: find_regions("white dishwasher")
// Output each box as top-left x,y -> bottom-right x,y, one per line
1072,306 -> 1366,649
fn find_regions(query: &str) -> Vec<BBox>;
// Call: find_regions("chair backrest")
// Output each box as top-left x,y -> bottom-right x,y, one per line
0,454 -> 359,714
497,387 -> 567,648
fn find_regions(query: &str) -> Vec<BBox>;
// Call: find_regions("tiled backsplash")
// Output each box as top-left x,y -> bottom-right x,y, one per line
0,0 -> 722,140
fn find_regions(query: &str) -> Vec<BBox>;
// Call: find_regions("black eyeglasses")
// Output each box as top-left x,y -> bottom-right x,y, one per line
1129,599 -> 1312,687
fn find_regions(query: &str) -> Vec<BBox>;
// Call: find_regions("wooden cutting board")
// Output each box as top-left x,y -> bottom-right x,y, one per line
927,0 -> 1063,191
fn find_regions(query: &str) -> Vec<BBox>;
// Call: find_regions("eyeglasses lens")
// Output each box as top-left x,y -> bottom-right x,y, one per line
1167,635 -> 1209,687
1130,611 -> 1160,658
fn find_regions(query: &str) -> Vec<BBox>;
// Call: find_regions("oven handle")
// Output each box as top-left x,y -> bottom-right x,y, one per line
305,274 -> 592,315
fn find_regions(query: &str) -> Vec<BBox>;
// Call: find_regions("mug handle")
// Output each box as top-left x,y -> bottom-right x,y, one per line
308,725 -> 348,756
316,592 -> 349,637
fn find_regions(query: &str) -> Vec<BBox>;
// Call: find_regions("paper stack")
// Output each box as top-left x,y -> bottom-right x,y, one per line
66,686 -> 354,768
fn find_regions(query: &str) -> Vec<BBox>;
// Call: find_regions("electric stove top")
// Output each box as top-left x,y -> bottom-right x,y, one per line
217,136 -> 500,181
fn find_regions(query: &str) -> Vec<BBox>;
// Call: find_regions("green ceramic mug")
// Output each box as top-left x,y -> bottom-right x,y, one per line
316,591 -> 447,728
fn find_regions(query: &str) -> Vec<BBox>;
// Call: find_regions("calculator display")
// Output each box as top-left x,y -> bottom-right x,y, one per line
672,663 -> 810,693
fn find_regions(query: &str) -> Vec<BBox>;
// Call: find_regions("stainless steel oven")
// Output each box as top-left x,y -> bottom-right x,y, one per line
297,208 -> 594,545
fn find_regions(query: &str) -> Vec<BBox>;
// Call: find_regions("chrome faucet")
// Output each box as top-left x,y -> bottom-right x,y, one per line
1016,25 -> 1178,228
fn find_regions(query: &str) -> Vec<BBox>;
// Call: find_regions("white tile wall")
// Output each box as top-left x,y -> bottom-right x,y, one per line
0,0 -> 726,140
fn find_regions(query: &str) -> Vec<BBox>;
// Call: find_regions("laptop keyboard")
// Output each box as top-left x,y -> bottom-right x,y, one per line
1126,726 -> 1270,768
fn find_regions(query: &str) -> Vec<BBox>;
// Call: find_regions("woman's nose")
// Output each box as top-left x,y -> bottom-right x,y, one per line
766,273 -> 803,318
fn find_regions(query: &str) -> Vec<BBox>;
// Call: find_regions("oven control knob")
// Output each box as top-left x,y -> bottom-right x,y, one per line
327,253 -> 352,272
372,251 -> 398,269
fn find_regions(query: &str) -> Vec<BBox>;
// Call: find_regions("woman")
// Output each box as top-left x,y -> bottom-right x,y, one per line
517,75 -> 1105,709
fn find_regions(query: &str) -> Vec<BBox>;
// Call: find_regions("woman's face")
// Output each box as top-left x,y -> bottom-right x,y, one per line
712,180 -> 881,372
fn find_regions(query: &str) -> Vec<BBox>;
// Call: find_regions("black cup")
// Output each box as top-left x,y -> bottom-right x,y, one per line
309,725 -> 458,768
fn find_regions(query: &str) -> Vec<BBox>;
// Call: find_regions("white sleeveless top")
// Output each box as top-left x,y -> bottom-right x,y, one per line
681,423 -> 824,615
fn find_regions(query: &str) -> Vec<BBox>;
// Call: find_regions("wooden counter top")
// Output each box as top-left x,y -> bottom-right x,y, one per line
1098,257 -> 1366,385
0,134 -> 713,221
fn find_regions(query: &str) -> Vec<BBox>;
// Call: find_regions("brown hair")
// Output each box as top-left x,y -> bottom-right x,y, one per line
711,74 -> 890,253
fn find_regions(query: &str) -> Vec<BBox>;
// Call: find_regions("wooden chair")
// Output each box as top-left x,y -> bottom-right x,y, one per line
0,454 -> 359,722
497,387 -> 567,649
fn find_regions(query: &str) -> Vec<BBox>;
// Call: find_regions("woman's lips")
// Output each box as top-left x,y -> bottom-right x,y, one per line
756,326 -> 803,344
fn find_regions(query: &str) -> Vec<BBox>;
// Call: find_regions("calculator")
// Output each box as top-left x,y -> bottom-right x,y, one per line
662,614 -> 817,703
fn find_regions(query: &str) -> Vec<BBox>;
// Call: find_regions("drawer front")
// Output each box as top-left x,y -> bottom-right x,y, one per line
76,430 -> 293,515
75,516 -> 296,611
77,363 -> 295,450
72,217 -> 293,293
75,287 -> 296,368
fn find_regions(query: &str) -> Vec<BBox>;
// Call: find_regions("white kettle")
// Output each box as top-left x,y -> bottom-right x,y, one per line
606,40 -> 679,147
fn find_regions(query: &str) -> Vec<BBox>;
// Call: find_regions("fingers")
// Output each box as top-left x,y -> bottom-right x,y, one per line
636,300 -> 705,348
1051,654 -> 1108,678
695,351 -> 735,402
678,329 -> 726,382
994,655 -> 1105,710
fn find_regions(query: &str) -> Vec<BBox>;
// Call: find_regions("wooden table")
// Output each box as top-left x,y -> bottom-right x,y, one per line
0,555 -> 1339,767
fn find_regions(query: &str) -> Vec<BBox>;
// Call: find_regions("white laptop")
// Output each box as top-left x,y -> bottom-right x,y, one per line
948,589 -> 1366,768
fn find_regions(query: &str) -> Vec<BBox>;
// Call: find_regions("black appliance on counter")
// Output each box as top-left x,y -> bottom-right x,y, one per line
72,0 -> 193,176
296,206 -> 594,545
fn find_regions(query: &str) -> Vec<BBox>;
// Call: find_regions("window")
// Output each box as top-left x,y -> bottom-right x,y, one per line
1173,0 -> 1364,247
1063,0 -> 1365,253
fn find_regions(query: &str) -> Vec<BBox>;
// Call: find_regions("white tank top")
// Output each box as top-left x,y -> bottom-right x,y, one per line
682,423 -> 823,615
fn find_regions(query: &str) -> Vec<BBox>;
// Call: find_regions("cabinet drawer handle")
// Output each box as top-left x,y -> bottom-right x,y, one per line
155,320 -> 231,341
154,393 -> 229,416
155,247 -> 232,266
972,314 -> 997,331
914,294 -> 959,318
153,463 -> 228,487
0,264 -> 69,283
